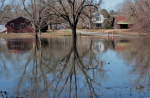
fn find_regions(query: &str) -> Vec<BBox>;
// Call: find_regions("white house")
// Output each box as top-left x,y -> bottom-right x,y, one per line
48,21 -> 69,30
0,24 -> 6,33
92,12 -> 106,28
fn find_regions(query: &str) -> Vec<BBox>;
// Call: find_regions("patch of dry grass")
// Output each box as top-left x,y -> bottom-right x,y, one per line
1,29 -> 149,39
0,33 -> 35,39
0,30 -> 87,39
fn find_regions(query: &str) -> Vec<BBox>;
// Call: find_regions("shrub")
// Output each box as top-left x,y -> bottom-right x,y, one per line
104,17 -> 114,29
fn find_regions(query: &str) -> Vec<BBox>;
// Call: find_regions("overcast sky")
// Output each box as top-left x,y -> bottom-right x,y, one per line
102,0 -> 124,11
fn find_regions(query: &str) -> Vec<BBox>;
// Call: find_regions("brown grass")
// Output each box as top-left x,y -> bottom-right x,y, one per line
1,29 -> 149,39
0,30 -> 96,39
0,30 -> 73,39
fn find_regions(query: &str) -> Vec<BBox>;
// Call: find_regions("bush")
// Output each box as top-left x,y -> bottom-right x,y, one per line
104,17 -> 114,29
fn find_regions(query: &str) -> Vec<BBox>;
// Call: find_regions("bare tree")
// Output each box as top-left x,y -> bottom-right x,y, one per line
0,0 -> 11,23
49,0 -> 102,38
82,0 -> 102,29
0,0 -> 5,23
9,0 -> 27,18
22,0 -> 51,37
132,0 -> 150,32
115,0 -> 136,15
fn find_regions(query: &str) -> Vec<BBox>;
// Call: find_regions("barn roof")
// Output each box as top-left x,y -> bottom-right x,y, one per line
114,15 -> 136,24
6,16 -> 30,23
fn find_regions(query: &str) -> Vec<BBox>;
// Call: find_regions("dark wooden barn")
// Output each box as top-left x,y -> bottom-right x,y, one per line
113,15 -> 135,29
5,16 -> 34,33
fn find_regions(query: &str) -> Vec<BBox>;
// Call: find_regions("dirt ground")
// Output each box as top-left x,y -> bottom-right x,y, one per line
77,29 -> 150,36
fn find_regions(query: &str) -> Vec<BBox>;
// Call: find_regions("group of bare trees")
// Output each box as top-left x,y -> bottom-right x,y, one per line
0,0 -> 103,38
0,0 -> 10,23
22,0 -> 52,38
45,0 -> 103,38
115,0 -> 150,32
0,0 -> 27,23
115,0 -> 135,15
131,0 -> 150,32
1,0 -> 150,35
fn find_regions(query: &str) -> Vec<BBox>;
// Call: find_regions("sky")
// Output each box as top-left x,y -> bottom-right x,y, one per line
102,0 -> 124,11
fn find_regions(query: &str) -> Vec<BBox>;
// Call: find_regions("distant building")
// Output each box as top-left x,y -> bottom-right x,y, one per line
92,12 -> 106,28
113,15 -> 136,29
0,24 -> 6,33
48,21 -> 69,30
5,16 -> 34,33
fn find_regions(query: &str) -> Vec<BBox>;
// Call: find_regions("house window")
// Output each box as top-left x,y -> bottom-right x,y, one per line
20,23 -> 24,28
10,23 -> 14,28
96,17 -> 99,21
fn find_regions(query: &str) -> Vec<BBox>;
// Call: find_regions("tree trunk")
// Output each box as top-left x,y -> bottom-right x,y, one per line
71,26 -> 77,38
33,24 -> 37,37
72,36 -> 77,49
39,29 -> 41,47
89,20 -> 93,30
39,29 -> 41,39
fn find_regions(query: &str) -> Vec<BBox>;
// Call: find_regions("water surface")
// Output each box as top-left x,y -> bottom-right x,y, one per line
0,37 -> 150,98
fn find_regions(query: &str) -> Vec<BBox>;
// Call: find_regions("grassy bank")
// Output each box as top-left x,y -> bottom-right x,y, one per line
0,30 -> 73,39
0,30 -> 95,39
1,29 -> 149,39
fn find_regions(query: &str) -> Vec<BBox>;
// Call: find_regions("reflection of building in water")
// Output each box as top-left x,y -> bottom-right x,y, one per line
0,39 -> 6,46
6,39 -> 34,53
92,39 -> 104,53
0,39 -> 7,50
115,39 -> 137,55
115,39 -> 129,51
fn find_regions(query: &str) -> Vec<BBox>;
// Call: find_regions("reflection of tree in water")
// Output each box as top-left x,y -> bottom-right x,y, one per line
115,37 -> 150,93
2,37 -> 150,97
129,38 -> 150,90
0,39 -> 34,81
15,37 -> 109,97
103,39 -> 115,51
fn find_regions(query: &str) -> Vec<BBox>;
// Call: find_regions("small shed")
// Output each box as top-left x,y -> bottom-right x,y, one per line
5,16 -> 34,33
113,15 -> 135,29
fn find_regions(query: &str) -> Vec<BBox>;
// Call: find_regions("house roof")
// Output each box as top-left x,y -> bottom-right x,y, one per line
92,12 -> 102,17
6,16 -> 30,23
115,15 -> 136,24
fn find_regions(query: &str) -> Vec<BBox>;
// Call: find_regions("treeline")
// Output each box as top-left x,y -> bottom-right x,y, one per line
0,0 -> 103,38
0,0 -> 149,36
106,0 -> 150,32
0,0 -> 28,23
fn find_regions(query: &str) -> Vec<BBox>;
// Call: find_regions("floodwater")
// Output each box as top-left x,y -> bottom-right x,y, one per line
0,37 -> 150,98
